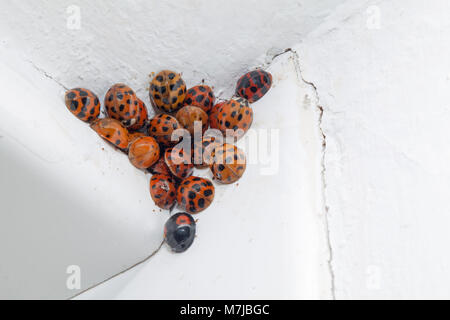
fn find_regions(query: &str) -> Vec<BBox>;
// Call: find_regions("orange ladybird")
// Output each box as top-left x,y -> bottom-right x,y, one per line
148,113 -> 181,146
128,98 -> 148,131
210,143 -> 246,184
175,105 -> 208,136
104,83 -> 140,128
65,88 -> 101,122
128,136 -> 160,169
90,118 -> 129,149
164,147 -> 193,179
209,101 -> 225,130
184,85 -> 215,113
148,156 -> 172,176
217,97 -> 253,139
177,176 -> 215,214
150,174 -> 177,210
149,70 -> 186,113
193,135 -> 222,168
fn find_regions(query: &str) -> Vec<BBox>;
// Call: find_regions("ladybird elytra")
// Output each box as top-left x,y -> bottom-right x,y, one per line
210,143 -> 246,184
164,212 -> 196,252
176,176 -> 215,214
128,136 -> 160,169
104,83 -> 141,128
184,85 -> 215,113
175,105 -> 209,136
236,69 -> 272,103
149,70 -> 186,113
164,147 -> 194,179
148,113 -> 181,146
90,118 -> 129,149
150,174 -> 177,210
217,97 -> 253,139
65,88 -> 101,122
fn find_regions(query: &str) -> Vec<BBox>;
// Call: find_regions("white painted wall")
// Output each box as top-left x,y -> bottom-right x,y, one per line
0,0 -> 342,98
297,0 -> 450,299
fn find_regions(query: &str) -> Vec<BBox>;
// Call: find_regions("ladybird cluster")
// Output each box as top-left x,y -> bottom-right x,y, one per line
64,68 -> 272,253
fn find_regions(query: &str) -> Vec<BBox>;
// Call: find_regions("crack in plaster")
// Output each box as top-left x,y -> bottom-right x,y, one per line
272,48 -> 336,299
28,60 -> 69,91
69,240 -> 165,300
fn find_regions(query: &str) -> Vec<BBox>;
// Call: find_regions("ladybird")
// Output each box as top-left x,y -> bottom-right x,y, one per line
148,114 -> 180,146
148,156 -> 172,176
149,70 -> 186,113
217,97 -> 253,139
184,85 -> 215,113
150,174 -> 177,210
90,118 -> 129,149
236,69 -> 272,103
65,88 -> 100,122
128,131 -> 146,144
128,98 -> 148,131
128,136 -> 160,169
177,176 -> 215,214
193,135 -> 222,167
175,105 -> 208,136
209,101 -> 225,130
164,212 -> 196,253
164,147 -> 194,179
104,83 -> 140,128
211,143 -> 246,184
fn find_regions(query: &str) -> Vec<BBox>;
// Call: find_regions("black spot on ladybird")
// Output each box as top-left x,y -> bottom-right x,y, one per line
70,101 -> 78,111
188,191 -> 196,200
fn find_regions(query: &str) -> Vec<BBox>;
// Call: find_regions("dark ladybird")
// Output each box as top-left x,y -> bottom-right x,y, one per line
177,176 -> 215,214
164,147 -> 194,179
150,174 -> 177,210
128,136 -> 160,169
104,83 -> 140,128
210,143 -> 246,184
148,113 -> 181,146
149,70 -> 186,113
164,212 -> 196,253
236,69 -> 272,103
217,97 -> 253,139
90,118 -> 129,149
184,85 -> 215,113
175,105 -> 208,136
65,88 -> 101,122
